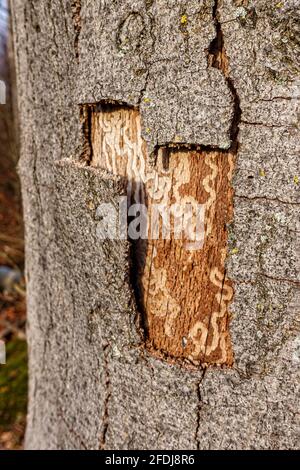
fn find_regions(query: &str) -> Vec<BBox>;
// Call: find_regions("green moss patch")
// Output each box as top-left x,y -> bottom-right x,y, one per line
0,339 -> 28,427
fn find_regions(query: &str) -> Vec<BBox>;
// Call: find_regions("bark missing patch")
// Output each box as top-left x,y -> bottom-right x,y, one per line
80,103 -> 235,367
99,342 -> 111,450
116,12 -> 146,53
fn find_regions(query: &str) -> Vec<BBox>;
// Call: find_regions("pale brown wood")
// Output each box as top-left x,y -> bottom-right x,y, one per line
89,104 -> 234,366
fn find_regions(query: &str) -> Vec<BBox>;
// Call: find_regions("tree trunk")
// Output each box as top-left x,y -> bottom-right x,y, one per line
11,0 -> 299,450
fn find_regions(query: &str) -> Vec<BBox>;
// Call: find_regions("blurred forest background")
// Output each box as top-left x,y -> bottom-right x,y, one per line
0,0 -> 27,450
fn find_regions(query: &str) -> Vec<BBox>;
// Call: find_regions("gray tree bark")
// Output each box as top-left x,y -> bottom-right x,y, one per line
11,0 -> 299,449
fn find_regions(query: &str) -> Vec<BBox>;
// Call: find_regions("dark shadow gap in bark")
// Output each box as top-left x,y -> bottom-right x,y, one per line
77,68 -> 239,367
99,342 -> 111,450
208,0 -> 241,154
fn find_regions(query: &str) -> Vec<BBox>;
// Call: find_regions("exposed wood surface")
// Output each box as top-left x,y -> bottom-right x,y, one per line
90,105 -> 234,365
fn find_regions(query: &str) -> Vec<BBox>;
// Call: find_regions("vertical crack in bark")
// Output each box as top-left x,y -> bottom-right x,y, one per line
193,0 -> 243,443
204,268 -> 227,360
195,368 -> 206,450
99,343 -> 111,450
71,0 -> 81,62
208,0 -> 241,153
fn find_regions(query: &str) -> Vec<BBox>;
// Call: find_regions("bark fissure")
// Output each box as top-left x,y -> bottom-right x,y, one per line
260,273 -> 300,287
99,343 -> 111,450
208,0 -> 241,153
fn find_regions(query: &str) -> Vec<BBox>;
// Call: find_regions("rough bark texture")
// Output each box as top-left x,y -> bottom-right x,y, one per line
11,0 -> 299,449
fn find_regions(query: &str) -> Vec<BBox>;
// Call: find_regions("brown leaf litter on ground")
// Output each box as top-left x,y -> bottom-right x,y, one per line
0,3 -> 27,449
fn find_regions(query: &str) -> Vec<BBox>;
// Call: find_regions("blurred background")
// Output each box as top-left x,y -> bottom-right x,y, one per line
0,0 -> 27,450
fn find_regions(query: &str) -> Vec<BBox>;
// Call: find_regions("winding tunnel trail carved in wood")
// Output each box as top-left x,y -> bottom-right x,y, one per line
83,105 -> 235,366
